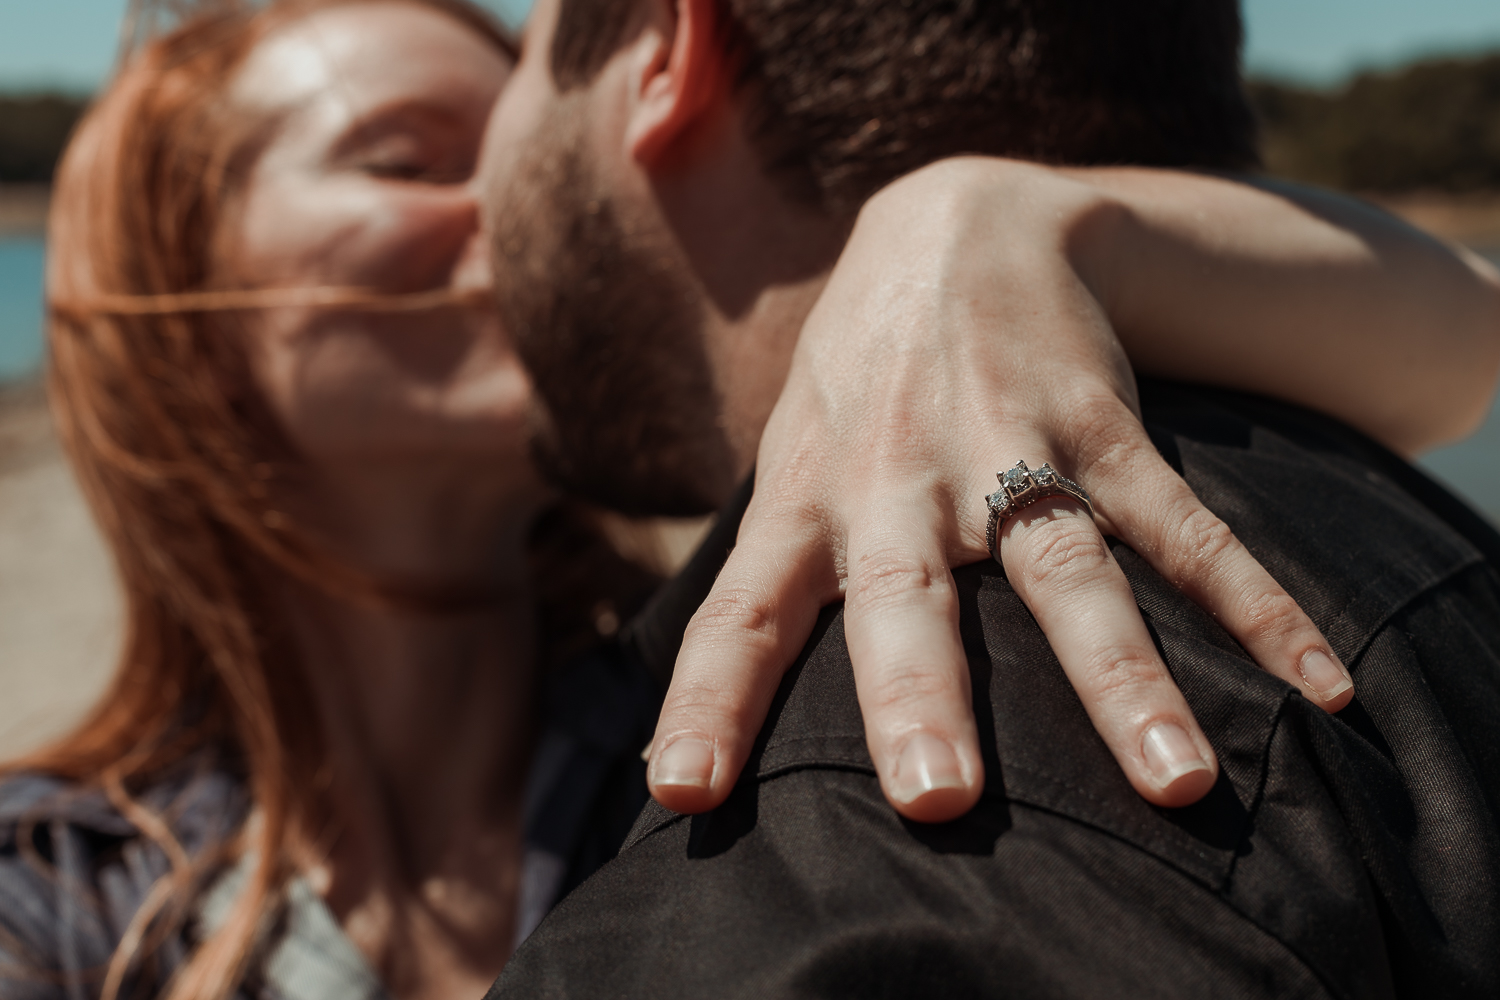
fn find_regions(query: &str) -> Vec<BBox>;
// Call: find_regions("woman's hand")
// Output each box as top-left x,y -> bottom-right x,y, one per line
645,157 -> 1500,823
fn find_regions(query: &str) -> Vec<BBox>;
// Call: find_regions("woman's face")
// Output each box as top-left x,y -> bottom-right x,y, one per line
226,2 -> 532,485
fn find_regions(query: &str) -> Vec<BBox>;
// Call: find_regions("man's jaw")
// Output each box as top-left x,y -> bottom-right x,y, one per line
484,65 -> 850,519
486,104 -> 738,517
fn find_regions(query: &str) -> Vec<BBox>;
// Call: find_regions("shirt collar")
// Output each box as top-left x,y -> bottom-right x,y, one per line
618,475 -> 755,691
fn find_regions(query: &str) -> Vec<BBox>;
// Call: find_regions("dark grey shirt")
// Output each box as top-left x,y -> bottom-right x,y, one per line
495,382 -> 1500,999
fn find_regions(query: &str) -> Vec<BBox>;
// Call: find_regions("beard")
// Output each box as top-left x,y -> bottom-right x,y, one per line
487,99 -> 736,518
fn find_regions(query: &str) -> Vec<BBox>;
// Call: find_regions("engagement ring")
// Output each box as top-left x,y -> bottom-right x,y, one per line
985,460 -> 1095,561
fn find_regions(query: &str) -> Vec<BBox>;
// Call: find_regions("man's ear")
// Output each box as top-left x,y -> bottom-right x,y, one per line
623,0 -> 734,166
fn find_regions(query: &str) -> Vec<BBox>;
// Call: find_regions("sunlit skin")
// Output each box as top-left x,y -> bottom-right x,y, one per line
480,0 -> 1500,828
208,6 -> 1500,994
223,5 -> 539,997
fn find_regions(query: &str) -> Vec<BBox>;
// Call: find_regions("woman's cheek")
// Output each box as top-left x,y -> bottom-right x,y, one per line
342,185 -> 480,290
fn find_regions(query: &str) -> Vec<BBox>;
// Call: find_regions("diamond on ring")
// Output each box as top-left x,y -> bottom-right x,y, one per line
984,460 -> 1096,563
1001,462 -> 1033,498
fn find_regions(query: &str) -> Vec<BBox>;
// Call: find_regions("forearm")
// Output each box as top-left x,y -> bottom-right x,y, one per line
1066,168 -> 1500,455
865,157 -> 1500,456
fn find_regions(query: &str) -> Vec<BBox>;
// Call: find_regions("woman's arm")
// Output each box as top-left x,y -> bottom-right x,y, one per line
646,156 -> 1500,823
1064,165 -> 1500,455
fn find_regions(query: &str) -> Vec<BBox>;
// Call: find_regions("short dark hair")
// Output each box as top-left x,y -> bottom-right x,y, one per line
551,0 -> 1258,211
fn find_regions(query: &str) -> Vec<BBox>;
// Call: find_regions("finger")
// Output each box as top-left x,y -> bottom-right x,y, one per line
842,491 -> 985,824
1002,497 -> 1220,807
649,503 -> 840,814
1075,423 -> 1355,713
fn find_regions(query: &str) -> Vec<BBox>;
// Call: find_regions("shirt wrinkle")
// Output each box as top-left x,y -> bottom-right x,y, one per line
496,381 -> 1500,1000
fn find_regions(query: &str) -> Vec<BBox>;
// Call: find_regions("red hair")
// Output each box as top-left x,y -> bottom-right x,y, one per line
25,2 -> 518,997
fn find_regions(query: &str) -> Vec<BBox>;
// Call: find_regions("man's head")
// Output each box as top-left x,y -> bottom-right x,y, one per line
481,0 -> 1255,516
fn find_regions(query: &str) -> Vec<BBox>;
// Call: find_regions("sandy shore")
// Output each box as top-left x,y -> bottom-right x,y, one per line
1375,192 -> 1500,253
0,381 -> 121,759
0,187 -> 115,758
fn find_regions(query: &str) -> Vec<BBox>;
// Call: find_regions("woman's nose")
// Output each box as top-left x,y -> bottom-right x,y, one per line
451,228 -> 494,297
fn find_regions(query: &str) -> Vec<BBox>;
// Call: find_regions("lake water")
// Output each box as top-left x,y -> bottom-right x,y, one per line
4,234 -> 1500,519
0,238 -> 44,383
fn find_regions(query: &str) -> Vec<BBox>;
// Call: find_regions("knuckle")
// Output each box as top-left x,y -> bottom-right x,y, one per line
861,662 -> 960,716
1058,392 -> 1145,472
845,549 -> 951,611
1169,506 -> 1239,574
743,482 -> 830,541
1238,589 -> 1310,647
1016,521 -> 1112,591
1082,433 -> 1154,486
864,408 -> 927,466
683,587 -> 778,647
657,689 -> 752,742
1076,645 -> 1168,700
660,684 -> 739,721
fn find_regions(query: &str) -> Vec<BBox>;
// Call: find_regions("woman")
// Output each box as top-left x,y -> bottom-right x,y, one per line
12,5 -> 604,998
2,0 -> 1496,998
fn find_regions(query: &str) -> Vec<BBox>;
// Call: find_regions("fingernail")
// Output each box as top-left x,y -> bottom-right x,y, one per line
1142,723 -> 1212,791
1299,649 -> 1353,702
652,738 -> 714,790
891,733 -> 966,805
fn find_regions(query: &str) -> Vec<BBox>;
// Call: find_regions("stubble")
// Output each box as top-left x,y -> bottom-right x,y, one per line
487,99 -> 735,517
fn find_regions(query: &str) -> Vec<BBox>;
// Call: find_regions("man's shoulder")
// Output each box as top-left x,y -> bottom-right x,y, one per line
1137,380 -> 1492,631
502,387 -> 1500,998
502,764 -> 1339,1000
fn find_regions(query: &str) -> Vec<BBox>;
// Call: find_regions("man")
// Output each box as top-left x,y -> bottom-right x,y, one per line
481,0 -> 1500,994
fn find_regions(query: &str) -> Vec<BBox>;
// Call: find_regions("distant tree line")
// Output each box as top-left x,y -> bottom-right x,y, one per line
1249,52 -> 1500,193
1,50 -> 1499,191
0,95 -> 87,184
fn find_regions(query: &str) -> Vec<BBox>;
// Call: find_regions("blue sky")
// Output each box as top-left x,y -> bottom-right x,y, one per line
3,0 -> 1500,93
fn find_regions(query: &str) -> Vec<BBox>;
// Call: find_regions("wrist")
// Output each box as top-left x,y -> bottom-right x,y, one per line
1053,181 -> 1134,331
855,156 -> 1023,257
859,156 -> 1130,293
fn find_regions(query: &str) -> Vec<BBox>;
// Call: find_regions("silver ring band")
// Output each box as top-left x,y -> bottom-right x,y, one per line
985,460 -> 1095,562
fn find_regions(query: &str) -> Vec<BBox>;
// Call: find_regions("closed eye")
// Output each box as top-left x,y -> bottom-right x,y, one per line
332,103 -> 481,185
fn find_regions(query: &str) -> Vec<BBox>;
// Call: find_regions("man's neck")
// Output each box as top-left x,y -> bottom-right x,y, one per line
645,117 -> 854,489
703,267 -> 838,483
